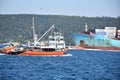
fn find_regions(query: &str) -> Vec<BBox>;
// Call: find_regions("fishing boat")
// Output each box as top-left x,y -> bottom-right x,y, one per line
0,43 -> 16,54
19,17 -> 66,56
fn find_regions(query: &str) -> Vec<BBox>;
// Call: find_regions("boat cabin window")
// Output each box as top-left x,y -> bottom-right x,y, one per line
42,48 -> 56,51
49,39 -> 55,41
60,39 -> 63,40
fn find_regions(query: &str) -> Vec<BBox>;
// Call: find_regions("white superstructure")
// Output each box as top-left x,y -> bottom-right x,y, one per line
28,17 -> 66,51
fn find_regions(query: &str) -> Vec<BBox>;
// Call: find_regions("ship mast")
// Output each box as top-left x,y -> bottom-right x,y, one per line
84,22 -> 88,32
32,17 -> 38,47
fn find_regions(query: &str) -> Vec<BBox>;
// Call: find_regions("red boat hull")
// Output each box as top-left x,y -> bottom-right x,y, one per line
19,50 -> 65,56
0,46 -> 16,54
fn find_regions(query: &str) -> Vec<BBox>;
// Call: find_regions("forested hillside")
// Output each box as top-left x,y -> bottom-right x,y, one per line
0,14 -> 120,45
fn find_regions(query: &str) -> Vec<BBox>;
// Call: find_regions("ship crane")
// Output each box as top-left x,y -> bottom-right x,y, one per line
30,17 -> 55,47
37,24 -> 55,42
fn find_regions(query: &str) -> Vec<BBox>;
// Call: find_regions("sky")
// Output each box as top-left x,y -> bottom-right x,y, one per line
0,0 -> 120,17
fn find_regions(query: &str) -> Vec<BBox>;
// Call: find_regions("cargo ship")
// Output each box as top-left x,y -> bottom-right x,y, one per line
72,23 -> 120,51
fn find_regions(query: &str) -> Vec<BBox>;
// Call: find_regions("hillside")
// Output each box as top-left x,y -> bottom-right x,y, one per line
0,14 -> 120,45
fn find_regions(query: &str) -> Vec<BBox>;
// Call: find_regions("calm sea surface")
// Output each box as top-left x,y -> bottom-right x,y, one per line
0,50 -> 120,80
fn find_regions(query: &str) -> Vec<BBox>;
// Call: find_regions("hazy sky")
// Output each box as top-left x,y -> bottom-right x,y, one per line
0,0 -> 120,17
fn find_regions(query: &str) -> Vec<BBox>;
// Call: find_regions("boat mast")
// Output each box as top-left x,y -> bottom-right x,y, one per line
32,17 -> 38,47
84,22 -> 88,32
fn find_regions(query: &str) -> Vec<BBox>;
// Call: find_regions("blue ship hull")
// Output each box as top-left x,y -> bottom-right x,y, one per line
72,34 -> 120,47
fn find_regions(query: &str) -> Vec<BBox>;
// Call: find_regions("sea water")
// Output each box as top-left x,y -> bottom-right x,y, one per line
0,50 -> 120,80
